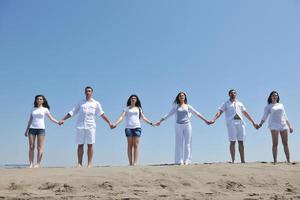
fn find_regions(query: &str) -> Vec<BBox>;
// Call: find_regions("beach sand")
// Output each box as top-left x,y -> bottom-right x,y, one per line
0,162 -> 300,200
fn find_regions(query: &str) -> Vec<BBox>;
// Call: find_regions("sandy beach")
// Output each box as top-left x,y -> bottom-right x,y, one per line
0,162 -> 300,200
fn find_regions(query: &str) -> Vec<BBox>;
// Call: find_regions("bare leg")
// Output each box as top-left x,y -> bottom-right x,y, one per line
230,141 -> 236,163
238,141 -> 245,163
87,144 -> 93,168
280,130 -> 290,163
133,137 -> 140,166
271,130 -> 279,164
127,137 -> 133,165
77,144 -> 84,167
34,135 -> 45,168
28,134 -> 36,168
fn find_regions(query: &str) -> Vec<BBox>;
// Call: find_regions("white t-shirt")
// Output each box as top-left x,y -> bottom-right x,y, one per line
261,103 -> 289,129
68,98 -> 104,129
124,107 -> 142,129
219,100 -> 246,124
30,107 -> 50,129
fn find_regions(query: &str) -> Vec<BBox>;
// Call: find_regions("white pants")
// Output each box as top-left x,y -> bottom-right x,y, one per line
226,120 -> 245,141
76,128 -> 96,144
175,123 -> 192,164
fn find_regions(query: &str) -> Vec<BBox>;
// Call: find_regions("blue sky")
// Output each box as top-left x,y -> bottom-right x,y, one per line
0,0 -> 299,166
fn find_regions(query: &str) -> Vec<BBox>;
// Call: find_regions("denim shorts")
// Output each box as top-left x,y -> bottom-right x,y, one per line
125,128 -> 142,137
28,128 -> 45,136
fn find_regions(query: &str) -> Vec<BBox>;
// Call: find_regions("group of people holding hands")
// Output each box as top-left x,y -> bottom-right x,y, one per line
25,86 -> 294,168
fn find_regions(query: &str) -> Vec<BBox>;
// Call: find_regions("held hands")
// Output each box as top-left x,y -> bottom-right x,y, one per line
206,120 -> 214,125
253,122 -> 260,130
58,120 -> 64,126
154,121 -> 161,126
109,123 -> 116,129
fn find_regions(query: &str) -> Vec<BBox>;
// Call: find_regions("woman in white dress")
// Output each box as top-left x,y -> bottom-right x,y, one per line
258,91 -> 293,164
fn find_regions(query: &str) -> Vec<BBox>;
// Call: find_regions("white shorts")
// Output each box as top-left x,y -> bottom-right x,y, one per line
226,120 -> 245,142
76,128 -> 96,144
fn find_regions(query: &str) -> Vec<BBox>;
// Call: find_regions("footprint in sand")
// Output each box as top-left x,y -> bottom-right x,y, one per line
216,180 -> 245,192
160,184 -> 168,189
8,182 -> 22,190
181,182 -> 192,187
38,182 -> 73,193
285,182 -> 298,194
98,181 -> 113,190
38,182 -> 60,190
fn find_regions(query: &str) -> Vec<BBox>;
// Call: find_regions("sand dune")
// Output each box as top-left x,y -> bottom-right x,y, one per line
0,162 -> 299,200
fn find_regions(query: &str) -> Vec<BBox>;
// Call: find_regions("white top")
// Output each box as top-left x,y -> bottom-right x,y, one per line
163,104 -> 201,124
124,107 -> 142,129
219,100 -> 246,124
30,107 -> 50,129
261,103 -> 288,128
68,98 -> 104,129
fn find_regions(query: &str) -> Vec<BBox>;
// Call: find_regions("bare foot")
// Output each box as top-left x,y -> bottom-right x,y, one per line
76,164 -> 83,168
29,163 -> 34,168
87,164 -> 93,168
34,164 -> 40,168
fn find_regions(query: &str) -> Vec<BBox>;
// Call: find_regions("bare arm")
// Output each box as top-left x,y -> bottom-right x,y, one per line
101,113 -> 113,128
211,110 -> 223,123
242,111 -> 259,128
114,111 -> 126,127
25,115 -> 33,137
59,113 -> 72,125
141,112 -> 154,126
46,113 -> 59,124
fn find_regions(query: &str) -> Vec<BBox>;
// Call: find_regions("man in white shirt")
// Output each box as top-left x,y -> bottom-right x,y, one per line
210,89 -> 259,163
60,86 -> 113,168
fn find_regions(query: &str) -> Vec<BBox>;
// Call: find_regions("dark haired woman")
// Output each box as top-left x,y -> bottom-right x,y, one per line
24,95 -> 60,168
155,92 -> 210,165
258,91 -> 293,164
113,95 -> 154,166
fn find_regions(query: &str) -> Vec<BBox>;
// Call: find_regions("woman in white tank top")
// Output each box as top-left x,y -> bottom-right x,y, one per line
258,91 -> 293,164
113,95 -> 154,166
24,95 -> 60,168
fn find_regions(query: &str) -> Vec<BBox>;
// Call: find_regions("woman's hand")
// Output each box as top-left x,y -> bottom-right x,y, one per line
154,121 -> 161,126
289,127 -> 294,133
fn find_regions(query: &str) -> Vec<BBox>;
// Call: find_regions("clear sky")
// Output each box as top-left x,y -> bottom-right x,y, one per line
0,0 -> 299,167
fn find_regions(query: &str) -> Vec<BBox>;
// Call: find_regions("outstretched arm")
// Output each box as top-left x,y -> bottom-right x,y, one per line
46,113 -> 59,124
211,110 -> 223,124
155,106 -> 176,126
113,111 -> 126,128
101,113 -> 114,129
59,113 -> 72,125
189,105 -> 210,124
141,112 -> 154,126
242,111 -> 259,129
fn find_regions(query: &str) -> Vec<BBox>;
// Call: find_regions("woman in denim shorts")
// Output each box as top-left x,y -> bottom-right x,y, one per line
24,95 -> 60,168
113,95 -> 154,166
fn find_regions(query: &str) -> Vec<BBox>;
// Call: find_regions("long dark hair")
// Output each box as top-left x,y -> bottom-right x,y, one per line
34,95 -> 50,109
267,91 -> 280,104
174,92 -> 188,104
127,94 -> 142,118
